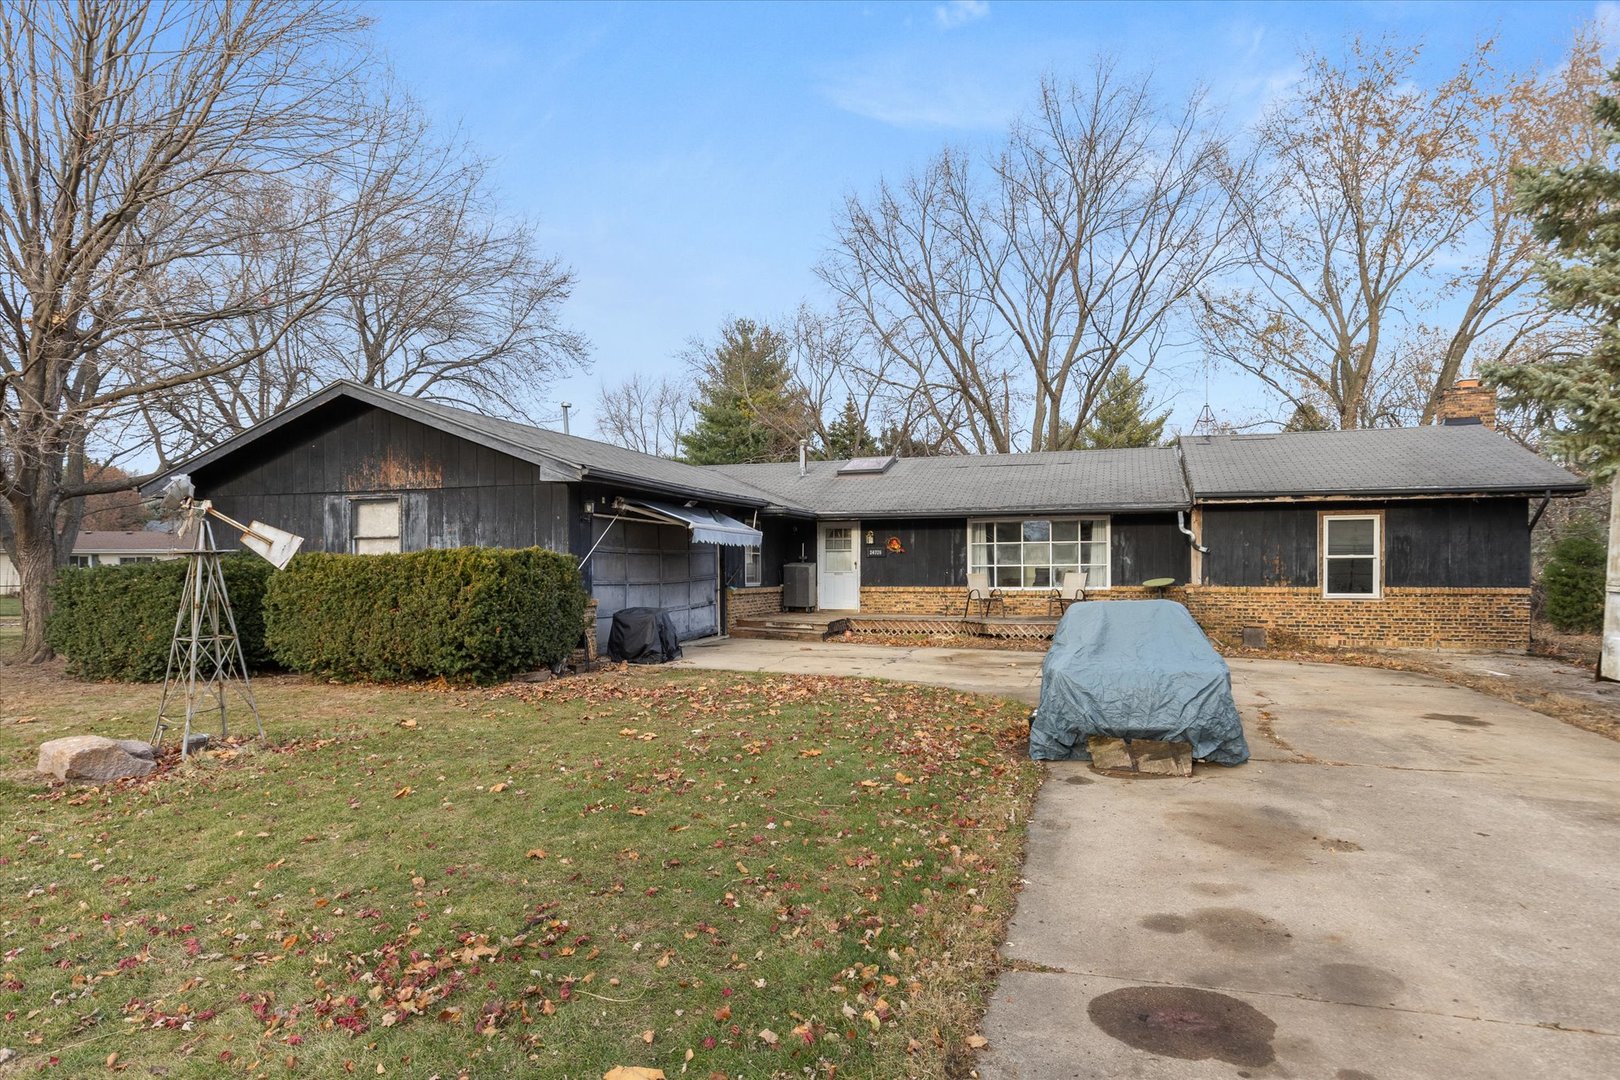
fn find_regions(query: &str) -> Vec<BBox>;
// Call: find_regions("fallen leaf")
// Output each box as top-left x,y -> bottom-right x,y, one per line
640,1029 -> 654,1044
603,1069 -> 665,1080
393,786 -> 412,799
797,748 -> 822,758
757,1028 -> 779,1047
398,719 -> 417,729
526,848 -> 548,860
490,782 -> 508,793
627,807 -> 647,816
966,1034 -> 989,1049
894,771 -> 914,785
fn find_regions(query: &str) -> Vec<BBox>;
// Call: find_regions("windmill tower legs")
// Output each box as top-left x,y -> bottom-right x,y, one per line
153,516 -> 264,757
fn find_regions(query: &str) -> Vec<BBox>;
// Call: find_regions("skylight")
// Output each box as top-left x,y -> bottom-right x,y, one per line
837,455 -> 897,476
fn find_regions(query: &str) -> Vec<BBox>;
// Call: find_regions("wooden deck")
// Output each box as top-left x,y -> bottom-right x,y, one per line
733,610 -> 1060,642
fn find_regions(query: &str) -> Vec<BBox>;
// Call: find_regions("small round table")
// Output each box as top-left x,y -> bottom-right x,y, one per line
1143,576 -> 1177,598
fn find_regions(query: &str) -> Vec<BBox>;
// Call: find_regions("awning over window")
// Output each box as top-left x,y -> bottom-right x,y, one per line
622,500 -> 762,547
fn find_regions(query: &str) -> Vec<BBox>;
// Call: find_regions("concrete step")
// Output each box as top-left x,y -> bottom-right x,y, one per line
730,626 -> 828,643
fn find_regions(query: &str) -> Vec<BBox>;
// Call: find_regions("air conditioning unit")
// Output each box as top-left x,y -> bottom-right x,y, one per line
783,562 -> 817,611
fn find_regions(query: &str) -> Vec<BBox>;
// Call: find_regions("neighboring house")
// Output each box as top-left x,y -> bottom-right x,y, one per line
143,379 -> 1586,652
0,530 -> 182,594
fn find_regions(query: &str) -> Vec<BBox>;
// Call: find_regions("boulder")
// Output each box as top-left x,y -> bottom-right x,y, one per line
1086,736 -> 1193,778
37,736 -> 157,783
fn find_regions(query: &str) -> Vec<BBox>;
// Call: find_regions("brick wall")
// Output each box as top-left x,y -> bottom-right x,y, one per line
1182,586 -> 1529,650
859,585 -> 1173,617
725,585 -> 784,633
857,584 -> 1529,650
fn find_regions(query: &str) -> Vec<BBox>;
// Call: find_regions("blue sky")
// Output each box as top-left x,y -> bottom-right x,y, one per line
369,0 -> 1613,440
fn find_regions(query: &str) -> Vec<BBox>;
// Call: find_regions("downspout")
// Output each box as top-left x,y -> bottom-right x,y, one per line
1528,492 -> 1551,532
1177,511 -> 1208,553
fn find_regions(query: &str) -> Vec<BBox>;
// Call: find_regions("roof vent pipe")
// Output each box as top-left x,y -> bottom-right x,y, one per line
1177,510 -> 1208,554
799,439 -> 808,478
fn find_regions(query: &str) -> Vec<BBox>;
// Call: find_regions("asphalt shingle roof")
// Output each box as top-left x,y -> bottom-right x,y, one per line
714,447 -> 1192,517
1178,426 -> 1586,498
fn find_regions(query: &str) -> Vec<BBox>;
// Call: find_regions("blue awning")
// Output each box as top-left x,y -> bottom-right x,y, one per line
624,500 -> 762,547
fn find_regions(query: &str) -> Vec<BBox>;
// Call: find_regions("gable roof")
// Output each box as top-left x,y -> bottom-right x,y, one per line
146,381 -> 789,510
712,447 -> 1192,517
1178,427 -> 1586,499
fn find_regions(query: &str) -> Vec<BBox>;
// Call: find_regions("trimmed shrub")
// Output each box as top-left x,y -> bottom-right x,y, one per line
1542,526 -> 1606,633
46,556 -> 275,681
264,547 -> 587,683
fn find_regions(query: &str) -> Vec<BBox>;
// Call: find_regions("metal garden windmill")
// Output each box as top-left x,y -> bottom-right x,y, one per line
151,478 -> 303,757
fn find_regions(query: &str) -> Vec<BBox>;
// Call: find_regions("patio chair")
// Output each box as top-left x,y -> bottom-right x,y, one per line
1047,570 -> 1087,616
964,571 -> 1004,617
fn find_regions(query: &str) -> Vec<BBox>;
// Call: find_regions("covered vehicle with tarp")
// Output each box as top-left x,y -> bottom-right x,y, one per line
1030,600 -> 1249,765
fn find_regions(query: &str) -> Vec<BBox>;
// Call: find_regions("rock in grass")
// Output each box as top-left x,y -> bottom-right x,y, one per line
37,736 -> 157,782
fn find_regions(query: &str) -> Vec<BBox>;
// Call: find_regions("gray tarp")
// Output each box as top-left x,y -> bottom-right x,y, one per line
1030,600 -> 1250,765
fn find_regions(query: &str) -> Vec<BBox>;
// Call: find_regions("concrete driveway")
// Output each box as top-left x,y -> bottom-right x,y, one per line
983,658 -> 1620,1079
674,638 -> 1620,1078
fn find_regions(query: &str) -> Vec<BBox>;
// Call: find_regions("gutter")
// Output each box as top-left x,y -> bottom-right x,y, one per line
1177,511 -> 1208,553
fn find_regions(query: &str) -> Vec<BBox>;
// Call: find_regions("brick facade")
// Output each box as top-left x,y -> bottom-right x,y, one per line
725,585 -> 784,633
856,584 -> 1529,650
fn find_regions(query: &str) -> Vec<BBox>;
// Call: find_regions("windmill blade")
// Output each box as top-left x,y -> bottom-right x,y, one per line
240,521 -> 304,570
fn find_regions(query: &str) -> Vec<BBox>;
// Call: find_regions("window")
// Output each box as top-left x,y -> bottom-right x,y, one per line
122,556 -> 155,564
70,554 -> 98,568
823,527 -> 855,573
352,498 -> 402,555
1323,514 -> 1380,598
744,545 -> 763,587
969,517 -> 1109,590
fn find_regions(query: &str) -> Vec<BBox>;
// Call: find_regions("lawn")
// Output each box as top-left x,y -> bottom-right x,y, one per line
0,664 -> 1040,1078
0,595 -> 19,616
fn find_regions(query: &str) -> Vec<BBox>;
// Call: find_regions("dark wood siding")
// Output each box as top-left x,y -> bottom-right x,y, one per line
1202,498 -> 1531,588
1111,513 -> 1191,585
859,518 -> 968,587
720,517 -> 814,590
192,402 -> 570,554
1386,498 -> 1529,587
1201,506 -> 1320,586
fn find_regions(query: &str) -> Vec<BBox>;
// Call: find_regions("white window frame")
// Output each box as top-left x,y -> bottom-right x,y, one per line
1321,513 -> 1382,599
351,496 -> 402,555
743,545 -> 763,587
967,516 -> 1111,591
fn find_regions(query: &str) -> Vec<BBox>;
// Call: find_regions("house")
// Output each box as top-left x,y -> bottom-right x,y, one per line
0,530 -> 183,594
143,379 -> 1586,652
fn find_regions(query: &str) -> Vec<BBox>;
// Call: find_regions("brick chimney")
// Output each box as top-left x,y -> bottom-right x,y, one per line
1435,378 -> 1497,430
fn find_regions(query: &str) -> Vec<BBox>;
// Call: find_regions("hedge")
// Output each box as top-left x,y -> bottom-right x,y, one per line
1543,527 -> 1605,633
264,547 -> 587,683
46,556 -> 275,681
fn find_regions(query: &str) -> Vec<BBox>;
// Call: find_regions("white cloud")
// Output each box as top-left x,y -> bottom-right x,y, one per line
934,0 -> 990,31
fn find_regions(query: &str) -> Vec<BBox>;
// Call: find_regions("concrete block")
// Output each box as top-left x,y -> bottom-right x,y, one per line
1086,736 -> 1193,778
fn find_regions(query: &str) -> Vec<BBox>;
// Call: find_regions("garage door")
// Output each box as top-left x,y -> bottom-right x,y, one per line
589,519 -> 718,648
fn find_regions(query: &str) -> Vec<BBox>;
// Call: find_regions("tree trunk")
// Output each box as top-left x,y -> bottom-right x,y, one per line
10,501 -> 60,664
1602,478 -> 1619,682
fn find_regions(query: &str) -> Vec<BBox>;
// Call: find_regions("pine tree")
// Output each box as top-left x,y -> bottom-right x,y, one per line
1282,402 -> 1333,432
678,318 -> 812,465
1483,67 -> 1620,677
1072,365 -> 1170,449
820,397 -> 876,459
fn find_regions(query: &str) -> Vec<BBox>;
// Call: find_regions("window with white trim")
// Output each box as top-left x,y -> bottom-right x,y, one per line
351,498 -> 402,555
968,518 -> 1110,590
1322,514 -> 1380,597
744,545 -> 762,587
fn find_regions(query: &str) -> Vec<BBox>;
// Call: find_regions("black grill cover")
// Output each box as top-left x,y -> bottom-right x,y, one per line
607,607 -> 684,664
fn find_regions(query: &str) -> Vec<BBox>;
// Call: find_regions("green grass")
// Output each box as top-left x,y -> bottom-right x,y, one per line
0,666 -> 1039,1078
0,594 -> 20,616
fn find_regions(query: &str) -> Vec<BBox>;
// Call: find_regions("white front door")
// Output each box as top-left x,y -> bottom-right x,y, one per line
818,522 -> 860,611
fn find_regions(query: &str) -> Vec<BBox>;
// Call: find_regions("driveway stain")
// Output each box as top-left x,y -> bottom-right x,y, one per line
1423,712 -> 1492,727
1138,907 -> 1294,953
1167,804 -> 1320,869
1336,1070 -> 1378,1080
1315,962 -> 1405,1005
1087,986 -> 1276,1067
1063,774 -> 1094,785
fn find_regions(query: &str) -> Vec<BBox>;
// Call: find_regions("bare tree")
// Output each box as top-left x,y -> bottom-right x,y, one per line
0,0 -> 371,661
1197,35 -> 1603,429
594,372 -> 692,457
135,86 -> 588,447
821,66 -> 1239,453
